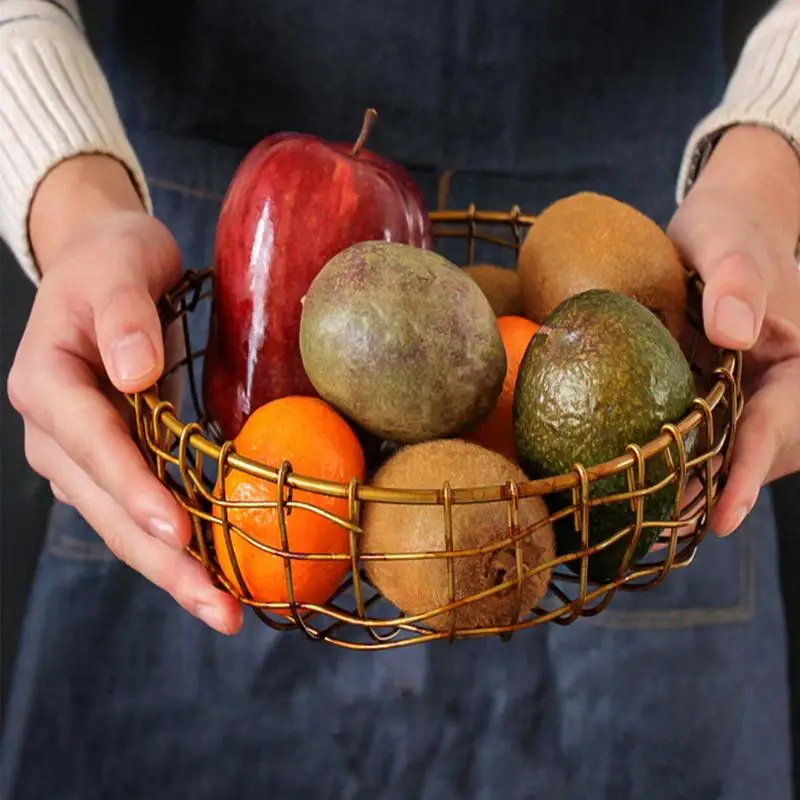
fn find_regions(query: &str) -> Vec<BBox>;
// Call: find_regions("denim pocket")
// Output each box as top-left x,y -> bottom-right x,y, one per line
44,502 -> 117,561
589,493 -> 766,630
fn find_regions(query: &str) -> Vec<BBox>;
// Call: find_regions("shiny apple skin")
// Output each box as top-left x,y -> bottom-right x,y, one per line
203,133 -> 431,441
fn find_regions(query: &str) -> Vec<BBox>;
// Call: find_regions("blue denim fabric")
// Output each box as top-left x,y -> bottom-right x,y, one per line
1,486 -> 790,799
2,1 -> 793,797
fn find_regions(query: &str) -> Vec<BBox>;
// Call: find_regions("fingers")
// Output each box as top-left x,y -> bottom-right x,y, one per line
25,422 -> 242,635
5,212 -> 227,631
13,346 -> 189,546
709,421 -> 769,537
666,178 -> 800,541
37,212 -> 182,394
50,481 -> 69,503
7,214 -> 187,543
711,365 -> 800,536
650,455 -> 723,551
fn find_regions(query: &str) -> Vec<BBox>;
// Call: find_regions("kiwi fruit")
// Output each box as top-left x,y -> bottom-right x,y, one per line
518,192 -> 687,338
463,264 -> 525,317
362,439 -> 555,632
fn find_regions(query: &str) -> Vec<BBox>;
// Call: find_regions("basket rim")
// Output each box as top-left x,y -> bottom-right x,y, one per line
129,207 -> 740,506
428,207 -> 536,225
132,367 -> 735,505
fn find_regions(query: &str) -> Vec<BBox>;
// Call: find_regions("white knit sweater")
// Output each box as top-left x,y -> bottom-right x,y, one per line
1,1 -> 799,282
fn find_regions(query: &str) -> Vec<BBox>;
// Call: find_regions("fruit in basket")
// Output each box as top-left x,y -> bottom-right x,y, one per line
211,396 -> 365,613
463,316 -> 539,461
464,264 -> 524,316
203,109 -> 432,441
513,289 -> 695,582
362,439 -> 555,632
299,241 -> 506,443
517,192 -> 687,339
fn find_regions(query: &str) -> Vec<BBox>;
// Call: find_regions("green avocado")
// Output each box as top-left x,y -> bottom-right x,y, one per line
513,289 -> 695,582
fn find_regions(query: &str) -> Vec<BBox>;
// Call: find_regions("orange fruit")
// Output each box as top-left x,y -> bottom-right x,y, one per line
212,396 -> 365,613
463,316 -> 539,461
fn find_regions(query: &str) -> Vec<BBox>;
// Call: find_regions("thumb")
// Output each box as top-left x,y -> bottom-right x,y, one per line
92,221 -> 183,393
668,195 -> 770,351
699,250 -> 768,352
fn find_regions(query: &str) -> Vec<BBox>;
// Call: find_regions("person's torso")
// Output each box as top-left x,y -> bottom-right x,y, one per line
80,0 -> 726,224
4,5 -> 794,799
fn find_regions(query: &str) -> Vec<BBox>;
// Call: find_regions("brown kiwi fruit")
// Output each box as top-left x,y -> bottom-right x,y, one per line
362,439 -> 555,632
518,192 -> 687,338
464,264 -> 524,317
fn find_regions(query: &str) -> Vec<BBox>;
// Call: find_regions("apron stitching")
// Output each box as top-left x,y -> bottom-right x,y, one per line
45,532 -> 756,628
592,528 -> 756,629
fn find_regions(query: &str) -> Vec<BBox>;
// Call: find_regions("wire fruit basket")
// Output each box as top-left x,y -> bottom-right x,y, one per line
128,207 -> 742,650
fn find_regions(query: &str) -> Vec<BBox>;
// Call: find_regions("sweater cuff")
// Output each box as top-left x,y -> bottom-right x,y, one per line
676,2 -> 800,203
0,18 -> 151,283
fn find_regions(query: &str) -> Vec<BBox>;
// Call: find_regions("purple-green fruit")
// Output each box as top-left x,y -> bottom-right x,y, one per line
299,241 -> 506,443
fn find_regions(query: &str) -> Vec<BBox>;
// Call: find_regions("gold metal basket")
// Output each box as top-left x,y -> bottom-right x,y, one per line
127,207 -> 742,650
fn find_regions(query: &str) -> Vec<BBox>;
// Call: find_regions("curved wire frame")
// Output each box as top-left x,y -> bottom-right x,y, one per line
127,207 -> 743,650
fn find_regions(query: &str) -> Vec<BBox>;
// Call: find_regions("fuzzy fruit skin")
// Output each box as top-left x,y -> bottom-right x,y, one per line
517,192 -> 687,339
463,264 -> 525,317
362,439 -> 556,632
299,241 -> 507,443
513,289 -> 696,583
203,133 -> 431,441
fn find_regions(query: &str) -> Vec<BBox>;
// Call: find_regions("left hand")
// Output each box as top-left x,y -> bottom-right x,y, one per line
667,124 -> 800,536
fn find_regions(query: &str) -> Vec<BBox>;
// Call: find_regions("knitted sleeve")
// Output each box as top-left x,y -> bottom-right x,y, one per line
0,0 -> 151,282
677,0 -> 800,201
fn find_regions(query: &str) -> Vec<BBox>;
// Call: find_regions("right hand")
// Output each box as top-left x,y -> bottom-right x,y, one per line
7,155 -> 242,635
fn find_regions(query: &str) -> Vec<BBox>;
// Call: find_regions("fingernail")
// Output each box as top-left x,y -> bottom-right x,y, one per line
714,297 -> 756,348
195,603 -> 231,634
148,516 -> 180,547
723,504 -> 750,537
112,330 -> 157,383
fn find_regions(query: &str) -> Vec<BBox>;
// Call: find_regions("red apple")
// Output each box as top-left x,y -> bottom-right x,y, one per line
203,110 -> 432,441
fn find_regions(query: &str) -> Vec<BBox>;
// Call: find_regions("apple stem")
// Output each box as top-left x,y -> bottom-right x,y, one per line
351,108 -> 378,157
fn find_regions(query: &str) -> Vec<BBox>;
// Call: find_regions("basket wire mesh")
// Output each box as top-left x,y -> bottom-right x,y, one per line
127,207 -> 742,649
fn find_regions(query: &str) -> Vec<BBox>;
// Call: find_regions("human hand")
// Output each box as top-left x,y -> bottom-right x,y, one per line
7,155 -> 242,634
667,125 -> 800,536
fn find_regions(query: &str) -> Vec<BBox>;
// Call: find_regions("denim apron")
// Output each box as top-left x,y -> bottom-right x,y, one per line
2,2 -> 793,798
